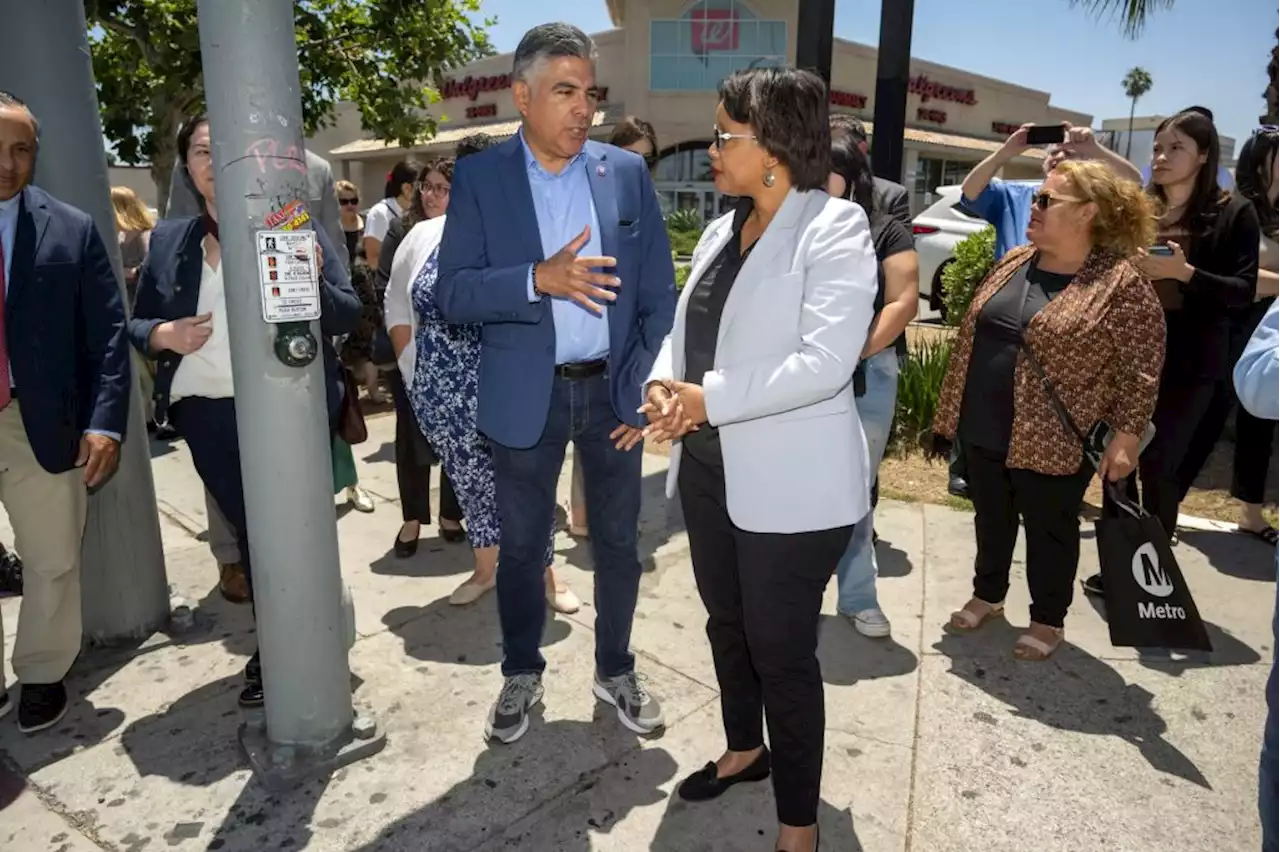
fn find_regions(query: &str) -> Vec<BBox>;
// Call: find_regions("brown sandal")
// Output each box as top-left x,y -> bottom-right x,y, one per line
1013,624 -> 1064,661
949,598 -> 1005,631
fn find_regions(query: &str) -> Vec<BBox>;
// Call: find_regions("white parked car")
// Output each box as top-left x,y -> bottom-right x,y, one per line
912,181 -> 1036,320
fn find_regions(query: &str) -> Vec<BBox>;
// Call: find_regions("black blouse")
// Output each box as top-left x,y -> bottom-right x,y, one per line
681,201 -> 755,468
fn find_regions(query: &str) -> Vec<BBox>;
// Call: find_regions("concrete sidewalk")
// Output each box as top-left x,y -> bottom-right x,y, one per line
0,413 -> 1273,851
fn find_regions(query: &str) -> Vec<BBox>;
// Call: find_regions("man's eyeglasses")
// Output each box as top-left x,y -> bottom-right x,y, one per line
712,127 -> 757,151
1031,191 -> 1084,211
417,181 -> 450,196
339,197 -> 360,207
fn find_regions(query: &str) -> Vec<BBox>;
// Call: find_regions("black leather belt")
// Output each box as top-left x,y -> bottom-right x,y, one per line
554,359 -> 607,380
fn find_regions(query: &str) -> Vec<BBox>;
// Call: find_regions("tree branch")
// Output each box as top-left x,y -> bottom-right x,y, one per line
93,8 -> 162,70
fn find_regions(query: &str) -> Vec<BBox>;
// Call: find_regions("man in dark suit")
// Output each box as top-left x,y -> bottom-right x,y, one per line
437,23 -> 676,744
830,114 -> 912,228
0,91 -> 130,732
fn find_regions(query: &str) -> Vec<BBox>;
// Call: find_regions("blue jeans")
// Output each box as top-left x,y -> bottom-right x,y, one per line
1262,560 -> 1278,852
488,372 -> 643,679
836,349 -> 900,615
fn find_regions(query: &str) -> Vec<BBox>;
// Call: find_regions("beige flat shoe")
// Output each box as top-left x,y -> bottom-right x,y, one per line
449,576 -> 495,606
547,582 -> 581,614
346,486 -> 375,513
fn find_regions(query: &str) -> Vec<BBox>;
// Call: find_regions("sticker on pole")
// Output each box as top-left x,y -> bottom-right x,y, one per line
256,230 -> 320,323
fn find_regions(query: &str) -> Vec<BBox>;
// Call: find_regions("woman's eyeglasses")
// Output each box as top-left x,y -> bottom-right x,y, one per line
339,197 -> 360,207
1031,191 -> 1084,211
712,127 -> 757,151
417,181 -> 450,196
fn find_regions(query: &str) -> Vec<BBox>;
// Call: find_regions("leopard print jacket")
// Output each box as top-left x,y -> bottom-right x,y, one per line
933,244 -> 1166,476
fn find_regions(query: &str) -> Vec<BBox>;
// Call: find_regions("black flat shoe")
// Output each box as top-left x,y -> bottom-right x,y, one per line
394,528 -> 419,558
676,747 -> 770,802
439,524 -> 466,544
238,683 -> 264,708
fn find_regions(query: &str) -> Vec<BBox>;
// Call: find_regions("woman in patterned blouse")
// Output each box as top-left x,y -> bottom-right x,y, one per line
932,160 -> 1165,661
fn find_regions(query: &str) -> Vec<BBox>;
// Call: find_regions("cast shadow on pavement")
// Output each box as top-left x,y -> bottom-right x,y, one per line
933,627 -> 1212,789
562,467 -> 684,576
817,615 -> 920,686
650,790 -> 862,851
381,593 -> 572,667
1080,594 -> 1262,673
1176,529 -> 1277,583
351,719 -> 678,851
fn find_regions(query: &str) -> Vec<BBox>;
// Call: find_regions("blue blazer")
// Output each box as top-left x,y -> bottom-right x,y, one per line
436,137 -> 677,450
8,185 -> 130,474
128,217 -> 360,424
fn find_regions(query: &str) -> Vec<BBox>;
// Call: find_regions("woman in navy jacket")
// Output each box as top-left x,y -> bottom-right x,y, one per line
128,115 -> 359,707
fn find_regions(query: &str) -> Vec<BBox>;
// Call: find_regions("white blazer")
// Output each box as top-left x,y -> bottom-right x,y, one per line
647,189 -> 879,535
384,216 -> 447,386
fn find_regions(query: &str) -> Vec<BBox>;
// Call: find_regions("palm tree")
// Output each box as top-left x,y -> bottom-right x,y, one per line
1067,0 -> 1175,38
1122,67 -> 1154,159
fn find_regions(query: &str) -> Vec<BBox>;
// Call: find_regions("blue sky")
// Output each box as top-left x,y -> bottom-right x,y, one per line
474,0 -> 1277,148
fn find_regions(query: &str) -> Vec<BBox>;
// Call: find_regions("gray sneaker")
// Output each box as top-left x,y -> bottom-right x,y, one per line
485,673 -> 544,744
593,671 -> 665,734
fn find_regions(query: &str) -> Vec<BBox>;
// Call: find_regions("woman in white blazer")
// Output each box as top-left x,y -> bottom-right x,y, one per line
642,67 -> 878,852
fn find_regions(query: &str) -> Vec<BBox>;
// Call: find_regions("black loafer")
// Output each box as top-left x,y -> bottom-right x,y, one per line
1082,573 -> 1105,597
439,524 -> 466,544
394,529 -> 419,558
677,747 -> 770,802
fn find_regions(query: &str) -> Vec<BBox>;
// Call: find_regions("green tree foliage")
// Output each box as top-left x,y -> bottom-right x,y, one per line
1121,67 -> 1154,160
1066,0 -> 1174,38
940,226 -> 996,327
85,0 -> 494,213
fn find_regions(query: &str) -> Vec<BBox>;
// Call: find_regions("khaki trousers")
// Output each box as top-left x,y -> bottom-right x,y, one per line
0,403 -> 87,685
204,487 -> 241,565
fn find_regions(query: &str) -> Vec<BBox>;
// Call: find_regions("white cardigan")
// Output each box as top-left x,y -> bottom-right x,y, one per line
384,217 -> 447,386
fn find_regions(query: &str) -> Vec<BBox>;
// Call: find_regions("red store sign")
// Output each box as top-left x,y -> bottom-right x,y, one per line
442,74 -> 608,108
917,107 -> 947,125
691,8 -> 739,52
830,89 -> 868,109
908,74 -> 977,106
991,121 -> 1021,136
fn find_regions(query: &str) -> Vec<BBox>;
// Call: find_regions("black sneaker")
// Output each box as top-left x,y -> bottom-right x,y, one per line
486,673 -> 544,744
239,652 -> 264,708
0,545 -> 23,597
1082,573 -> 1105,597
947,476 -> 970,499
18,682 -> 68,733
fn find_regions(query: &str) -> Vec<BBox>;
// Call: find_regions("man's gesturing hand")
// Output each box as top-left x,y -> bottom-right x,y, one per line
533,225 -> 619,314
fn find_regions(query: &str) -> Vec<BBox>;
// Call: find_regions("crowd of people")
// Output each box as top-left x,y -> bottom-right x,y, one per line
0,16 -> 1275,851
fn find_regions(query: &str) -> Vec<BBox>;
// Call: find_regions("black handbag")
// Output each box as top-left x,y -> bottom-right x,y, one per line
1021,343 -> 1212,651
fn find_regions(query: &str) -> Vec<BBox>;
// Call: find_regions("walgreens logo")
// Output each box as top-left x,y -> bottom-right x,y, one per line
908,74 -> 978,106
441,74 -> 513,102
691,9 -> 739,52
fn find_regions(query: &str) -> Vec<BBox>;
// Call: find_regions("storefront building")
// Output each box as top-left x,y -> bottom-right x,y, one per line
327,0 -> 1091,219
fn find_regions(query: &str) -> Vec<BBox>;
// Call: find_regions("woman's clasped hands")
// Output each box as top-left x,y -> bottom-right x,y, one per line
639,380 -> 706,444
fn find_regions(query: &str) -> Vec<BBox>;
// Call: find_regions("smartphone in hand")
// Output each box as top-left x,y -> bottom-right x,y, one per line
1148,245 -> 1175,257
1025,125 -> 1066,146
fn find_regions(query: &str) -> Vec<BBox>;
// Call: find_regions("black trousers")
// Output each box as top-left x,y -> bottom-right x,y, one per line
964,442 -> 1093,628
1176,299 -> 1278,506
170,397 -> 253,593
678,451 -> 850,828
1118,371 -> 1218,538
386,369 -> 461,525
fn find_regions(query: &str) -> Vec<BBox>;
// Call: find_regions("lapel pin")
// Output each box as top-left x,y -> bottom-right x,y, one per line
597,165 -> 607,177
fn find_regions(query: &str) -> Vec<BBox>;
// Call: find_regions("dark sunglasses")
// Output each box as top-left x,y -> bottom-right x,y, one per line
1031,191 -> 1084,211
339,197 -> 360,206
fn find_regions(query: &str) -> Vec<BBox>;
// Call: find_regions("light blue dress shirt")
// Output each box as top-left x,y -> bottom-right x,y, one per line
519,132 -> 610,365
0,191 -> 120,441
1234,299 -> 1279,422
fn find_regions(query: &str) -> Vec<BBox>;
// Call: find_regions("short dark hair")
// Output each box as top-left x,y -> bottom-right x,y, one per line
177,113 -> 209,164
609,116 -> 658,161
718,67 -> 831,191
830,132 -> 875,219
0,90 -> 39,144
456,133 -> 495,160
513,23 -> 596,83
830,113 -> 867,146
384,158 -> 422,202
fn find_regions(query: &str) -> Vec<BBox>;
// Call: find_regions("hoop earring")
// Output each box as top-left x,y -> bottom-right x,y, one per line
763,168 -> 776,188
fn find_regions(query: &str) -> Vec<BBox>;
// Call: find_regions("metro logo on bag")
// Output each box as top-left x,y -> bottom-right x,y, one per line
1096,495 -> 1212,652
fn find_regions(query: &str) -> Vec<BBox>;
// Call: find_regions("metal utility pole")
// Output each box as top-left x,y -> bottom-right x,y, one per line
871,0 -> 916,184
0,0 -> 171,644
195,0 -> 382,788
795,0 -> 836,86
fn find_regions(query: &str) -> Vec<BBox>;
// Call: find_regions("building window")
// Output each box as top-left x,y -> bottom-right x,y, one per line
650,1 -> 788,92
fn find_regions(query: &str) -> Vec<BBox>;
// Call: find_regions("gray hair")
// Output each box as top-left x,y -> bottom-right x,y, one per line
512,23 -> 597,85
0,90 -> 40,144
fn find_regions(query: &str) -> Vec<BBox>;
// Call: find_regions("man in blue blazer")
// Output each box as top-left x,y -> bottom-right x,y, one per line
437,23 -> 676,744
0,92 -> 130,732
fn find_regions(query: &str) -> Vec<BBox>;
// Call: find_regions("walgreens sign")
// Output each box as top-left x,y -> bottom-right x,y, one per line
691,8 -> 739,52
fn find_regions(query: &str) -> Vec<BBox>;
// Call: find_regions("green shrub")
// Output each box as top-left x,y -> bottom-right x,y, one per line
668,229 -> 700,257
666,208 -> 702,232
940,226 -> 995,326
675,264 -> 691,289
891,336 -> 954,454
